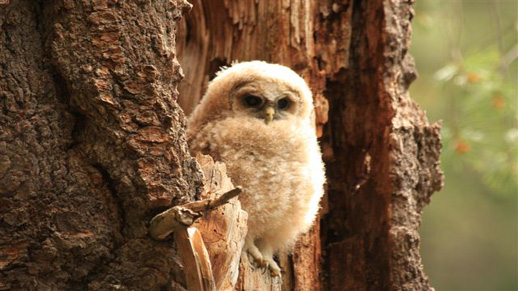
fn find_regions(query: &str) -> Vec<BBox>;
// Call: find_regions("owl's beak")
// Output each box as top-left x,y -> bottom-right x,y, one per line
264,106 -> 275,124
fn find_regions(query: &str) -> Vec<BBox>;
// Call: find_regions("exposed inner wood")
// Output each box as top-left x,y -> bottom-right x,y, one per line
1,0 -> 442,290
193,154 -> 249,290
177,0 -> 442,290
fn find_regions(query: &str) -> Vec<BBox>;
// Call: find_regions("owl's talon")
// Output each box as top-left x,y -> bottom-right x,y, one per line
270,266 -> 282,277
245,237 -> 267,267
250,255 -> 266,268
264,257 -> 281,277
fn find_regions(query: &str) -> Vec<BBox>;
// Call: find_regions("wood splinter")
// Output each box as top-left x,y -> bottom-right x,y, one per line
149,187 -> 243,291
149,186 -> 243,240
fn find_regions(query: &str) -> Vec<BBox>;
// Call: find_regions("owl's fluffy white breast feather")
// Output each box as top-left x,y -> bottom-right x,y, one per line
186,61 -> 325,255
189,116 -> 324,249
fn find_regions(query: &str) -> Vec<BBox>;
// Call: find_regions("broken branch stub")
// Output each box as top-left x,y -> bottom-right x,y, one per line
149,206 -> 202,240
184,186 -> 243,212
148,187 -> 243,240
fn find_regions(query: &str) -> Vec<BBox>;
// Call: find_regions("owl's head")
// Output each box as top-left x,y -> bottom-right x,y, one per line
188,61 -> 313,128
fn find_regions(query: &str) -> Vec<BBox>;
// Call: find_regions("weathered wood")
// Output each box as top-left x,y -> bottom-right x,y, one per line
148,187 -> 242,240
193,154 -> 248,290
148,154 -> 246,291
318,1 -> 443,290
177,0 -> 442,290
177,1 -> 325,289
175,227 -> 216,291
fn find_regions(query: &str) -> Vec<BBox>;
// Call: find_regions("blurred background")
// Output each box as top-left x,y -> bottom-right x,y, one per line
410,1 -> 517,290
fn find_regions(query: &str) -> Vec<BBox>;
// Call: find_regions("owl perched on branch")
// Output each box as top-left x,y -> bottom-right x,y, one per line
187,61 -> 325,276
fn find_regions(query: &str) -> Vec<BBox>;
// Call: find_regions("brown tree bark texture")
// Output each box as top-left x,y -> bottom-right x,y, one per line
0,0 -> 444,290
177,0 -> 443,290
1,0 -> 203,290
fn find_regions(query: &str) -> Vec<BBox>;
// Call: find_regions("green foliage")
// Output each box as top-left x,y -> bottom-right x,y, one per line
410,0 -> 517,290
436,46 -> 517,197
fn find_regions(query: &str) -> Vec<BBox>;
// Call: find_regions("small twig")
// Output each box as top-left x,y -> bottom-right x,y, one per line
148,187 -> 242,240
182,186 -> 242,212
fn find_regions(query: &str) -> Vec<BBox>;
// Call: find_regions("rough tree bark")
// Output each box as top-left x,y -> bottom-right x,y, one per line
177,0 -> 443,290
1,0 -> 202,290
1,0 -> 443,290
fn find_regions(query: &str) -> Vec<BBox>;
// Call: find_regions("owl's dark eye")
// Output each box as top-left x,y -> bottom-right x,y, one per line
277,98 -> 290,109
243,95 -> 262,107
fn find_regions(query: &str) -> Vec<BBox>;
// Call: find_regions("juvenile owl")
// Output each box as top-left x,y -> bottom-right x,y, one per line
186,61 -> 325,276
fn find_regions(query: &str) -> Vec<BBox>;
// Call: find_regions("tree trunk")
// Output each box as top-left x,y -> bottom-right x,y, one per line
1,0 -> 443,290
1,0 -> 202,290
177,0 -> 443,290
